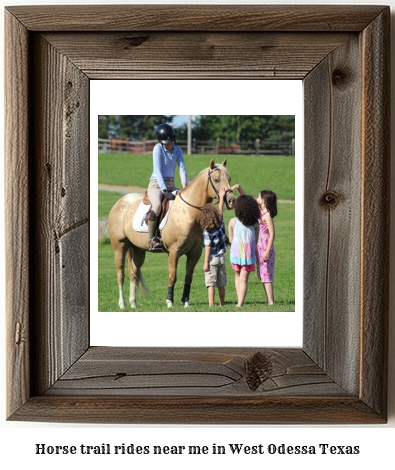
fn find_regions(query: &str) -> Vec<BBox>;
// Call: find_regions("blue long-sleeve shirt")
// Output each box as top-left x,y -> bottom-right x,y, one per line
150,143 -> 188,191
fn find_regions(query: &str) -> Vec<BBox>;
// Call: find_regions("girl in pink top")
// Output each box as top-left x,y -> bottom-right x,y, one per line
256,190 -> 277,305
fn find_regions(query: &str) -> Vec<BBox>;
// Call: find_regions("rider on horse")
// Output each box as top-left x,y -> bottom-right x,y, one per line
147,123 -> 188,251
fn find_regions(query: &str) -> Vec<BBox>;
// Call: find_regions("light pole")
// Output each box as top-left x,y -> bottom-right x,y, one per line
187,115 -> 192,155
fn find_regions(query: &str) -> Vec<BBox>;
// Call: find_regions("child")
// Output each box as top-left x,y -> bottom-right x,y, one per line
200,188 -> 227,307
256,190 -> 277,305
230,183 -> 245,196
229,194 -> 260,308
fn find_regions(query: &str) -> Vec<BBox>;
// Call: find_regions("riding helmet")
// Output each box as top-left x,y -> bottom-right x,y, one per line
156,123 -> 176,144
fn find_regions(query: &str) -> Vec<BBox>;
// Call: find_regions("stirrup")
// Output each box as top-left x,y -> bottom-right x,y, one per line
149,237 -> 165,252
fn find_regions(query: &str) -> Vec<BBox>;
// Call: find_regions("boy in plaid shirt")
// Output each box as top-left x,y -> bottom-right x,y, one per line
200,188 -> 227,307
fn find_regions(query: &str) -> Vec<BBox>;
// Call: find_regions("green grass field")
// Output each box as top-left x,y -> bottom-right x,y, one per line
98,190 -> 122,218
99,153 -> 295,201
98,153 -> 295,312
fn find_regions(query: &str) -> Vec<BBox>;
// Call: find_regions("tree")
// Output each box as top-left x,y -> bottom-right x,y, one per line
262,115 -> 295,142
98,115 -> 118,139
192,115 -> 295,142
98,115 -> 175,140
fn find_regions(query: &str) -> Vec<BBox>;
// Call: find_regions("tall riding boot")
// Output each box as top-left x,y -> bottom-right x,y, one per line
147,212 -> 162,251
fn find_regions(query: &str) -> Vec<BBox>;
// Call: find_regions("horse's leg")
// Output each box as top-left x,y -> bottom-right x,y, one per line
126,246 -> 146,308
181,245 -> 203,308
166,248 -> 181,308
112,240 -> 130,309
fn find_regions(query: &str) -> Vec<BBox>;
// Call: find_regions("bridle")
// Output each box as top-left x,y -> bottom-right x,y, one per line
178,167 -> 234,211
206,167 -> 234,210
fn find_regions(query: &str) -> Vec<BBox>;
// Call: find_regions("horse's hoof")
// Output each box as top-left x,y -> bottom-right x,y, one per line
166,299 -> 173,308
118,303 -> 125,309
184,301 -> 189,308
130,302 -> 137,309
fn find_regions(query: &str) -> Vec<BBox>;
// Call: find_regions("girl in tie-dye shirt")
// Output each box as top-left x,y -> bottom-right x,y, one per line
229,194 -> 260,308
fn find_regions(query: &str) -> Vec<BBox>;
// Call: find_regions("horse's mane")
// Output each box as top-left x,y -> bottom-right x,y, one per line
187,163 -> 230,184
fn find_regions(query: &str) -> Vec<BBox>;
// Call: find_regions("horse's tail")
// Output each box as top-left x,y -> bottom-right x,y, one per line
135,267 -> 148,292
126,249 -> 148,293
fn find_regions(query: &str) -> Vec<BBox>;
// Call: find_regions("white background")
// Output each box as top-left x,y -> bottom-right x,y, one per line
1,0 -> 394,469
90,79 -> 304,347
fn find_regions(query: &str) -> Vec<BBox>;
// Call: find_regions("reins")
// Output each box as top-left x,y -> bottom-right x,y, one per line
177,191 -> 203,211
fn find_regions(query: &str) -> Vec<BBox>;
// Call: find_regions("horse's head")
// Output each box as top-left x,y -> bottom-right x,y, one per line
208,159 -> 236,209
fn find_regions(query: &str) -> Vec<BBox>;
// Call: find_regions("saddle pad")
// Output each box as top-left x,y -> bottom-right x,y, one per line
132,191 -> 177,233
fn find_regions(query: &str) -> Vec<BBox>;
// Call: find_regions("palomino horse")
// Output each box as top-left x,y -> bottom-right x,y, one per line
108,159 -> 236,309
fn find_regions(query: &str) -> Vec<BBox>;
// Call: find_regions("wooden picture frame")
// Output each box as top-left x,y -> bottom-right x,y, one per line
5,5 -> 390,424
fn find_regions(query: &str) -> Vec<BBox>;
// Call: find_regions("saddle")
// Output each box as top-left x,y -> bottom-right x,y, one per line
143,190 -> 172,226
131,190 -> 178,235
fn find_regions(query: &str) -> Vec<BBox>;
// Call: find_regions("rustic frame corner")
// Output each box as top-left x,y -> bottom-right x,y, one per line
5,5 -> 390,424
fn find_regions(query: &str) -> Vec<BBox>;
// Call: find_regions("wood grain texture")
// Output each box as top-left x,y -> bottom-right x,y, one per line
41,32 -> 351,80
5,5 -> 389,424
360,9 -> 390,418
29,34 -> 90,396
5,5 -> 386,32
46,347 -> 344,397
304,35 -> 362,395
10,396 -> 384,425
11,348 -> 384,424
5,10 -> 31,419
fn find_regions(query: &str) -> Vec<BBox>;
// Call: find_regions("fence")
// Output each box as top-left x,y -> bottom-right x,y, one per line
98,138 -> 295,156
98,138 -> 157,153
190,138 -> 294,156
98,218 -> 109,241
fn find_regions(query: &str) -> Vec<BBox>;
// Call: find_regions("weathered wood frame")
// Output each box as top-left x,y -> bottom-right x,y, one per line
5,5 -> 390,424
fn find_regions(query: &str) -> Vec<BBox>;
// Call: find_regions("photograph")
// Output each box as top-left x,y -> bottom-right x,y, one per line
97,114 -> 296,313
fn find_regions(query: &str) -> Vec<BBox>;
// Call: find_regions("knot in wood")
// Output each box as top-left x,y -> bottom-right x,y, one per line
320,190 -> 340,208
332,68 -> 348,87
123,35 -> 149,49
246,351 -> 273,391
